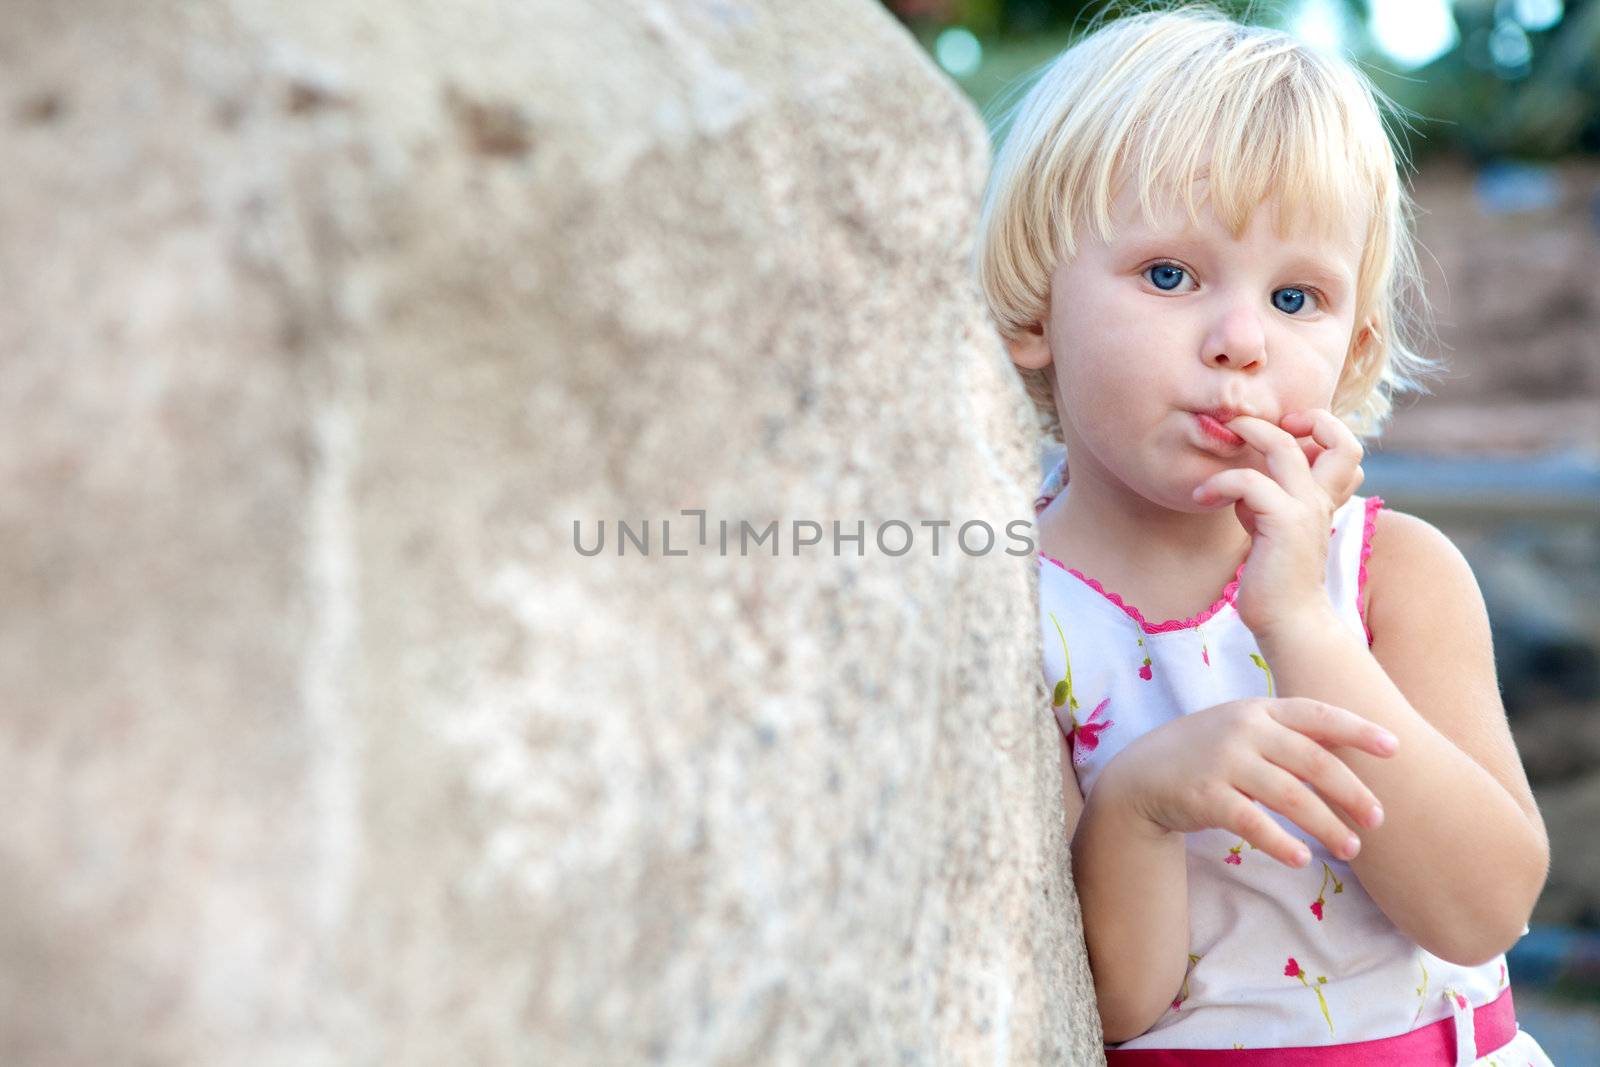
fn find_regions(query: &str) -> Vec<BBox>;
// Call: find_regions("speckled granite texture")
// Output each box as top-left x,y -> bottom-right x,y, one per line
0,1 -> 1102,1063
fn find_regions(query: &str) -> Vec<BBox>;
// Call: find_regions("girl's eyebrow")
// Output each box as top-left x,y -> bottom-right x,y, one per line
1279,255 -> 1353,294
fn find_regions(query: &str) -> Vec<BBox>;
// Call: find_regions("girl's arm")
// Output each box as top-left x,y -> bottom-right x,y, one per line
1254,508 -> 1550,966
1061,729 -> 1191,1044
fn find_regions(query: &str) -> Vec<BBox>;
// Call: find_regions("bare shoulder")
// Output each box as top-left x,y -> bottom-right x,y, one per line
1362,505 -> 1495,740
1362,506 -> 1477,630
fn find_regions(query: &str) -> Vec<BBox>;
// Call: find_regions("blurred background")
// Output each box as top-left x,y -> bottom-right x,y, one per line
891,0 -> 1600,1056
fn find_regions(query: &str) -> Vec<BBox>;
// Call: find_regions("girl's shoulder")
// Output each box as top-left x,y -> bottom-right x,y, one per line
1361,504 -> 1485,655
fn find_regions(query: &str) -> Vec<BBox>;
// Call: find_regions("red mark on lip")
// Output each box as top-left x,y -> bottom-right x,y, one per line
1194,412 -> 1245,446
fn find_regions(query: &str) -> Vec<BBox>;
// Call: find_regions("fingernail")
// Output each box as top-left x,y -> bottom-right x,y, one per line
1343,835 -> 1361,858
1295,847 -> 1311,867
1377,731 -> 1399,752
1367,805 -> 1384,828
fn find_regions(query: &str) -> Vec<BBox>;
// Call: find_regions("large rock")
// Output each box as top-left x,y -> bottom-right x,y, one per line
0,1 -> 1101,1063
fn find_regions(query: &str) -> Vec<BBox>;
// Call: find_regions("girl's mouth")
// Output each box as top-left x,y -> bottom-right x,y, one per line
1193,412 -> 1246,449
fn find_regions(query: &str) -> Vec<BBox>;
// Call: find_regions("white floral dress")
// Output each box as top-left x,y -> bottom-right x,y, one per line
1036,457 -> 1553,1064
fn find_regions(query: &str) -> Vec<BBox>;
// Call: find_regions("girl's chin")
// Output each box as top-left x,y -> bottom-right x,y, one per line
1186,495 -> 1236,514
1161,489 -> 1224,513
1161,470 -> 1250,513
1127,481 -> 1224,513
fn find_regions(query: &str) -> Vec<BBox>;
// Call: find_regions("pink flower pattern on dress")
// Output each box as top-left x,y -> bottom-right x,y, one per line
1048,613 -> 1115,766
1070,698 -> 1113,765
1309,861 -> 1344,921
1284,956 -> 1335,1037
1170,953 -> 1203,1011
1137,636 -> 1153,680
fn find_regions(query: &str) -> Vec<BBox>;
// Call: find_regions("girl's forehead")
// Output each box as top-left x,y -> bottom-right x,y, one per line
1104,176 -> 1366,256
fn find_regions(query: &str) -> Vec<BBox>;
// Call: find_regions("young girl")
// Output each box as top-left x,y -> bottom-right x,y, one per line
977,8 -> 1554,1064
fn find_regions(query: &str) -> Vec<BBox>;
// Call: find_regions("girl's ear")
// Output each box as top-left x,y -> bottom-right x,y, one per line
1005,322 -> 1053,370
1353,320 -> 1377,356
1338,318 -> 1377,379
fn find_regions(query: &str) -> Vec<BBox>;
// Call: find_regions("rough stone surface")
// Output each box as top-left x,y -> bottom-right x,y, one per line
0,1 -> 1101,1063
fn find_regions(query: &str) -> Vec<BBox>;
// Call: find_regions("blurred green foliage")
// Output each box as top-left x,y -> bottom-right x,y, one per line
887,0 -> 1600,160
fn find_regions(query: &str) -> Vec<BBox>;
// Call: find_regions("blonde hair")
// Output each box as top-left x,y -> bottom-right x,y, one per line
976,4 -> 1440,444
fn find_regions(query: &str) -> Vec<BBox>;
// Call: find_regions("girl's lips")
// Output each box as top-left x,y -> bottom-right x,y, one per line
1192,411 -> 1246,449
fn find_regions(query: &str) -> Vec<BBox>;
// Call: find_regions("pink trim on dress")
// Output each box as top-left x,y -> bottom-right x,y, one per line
1035,488 -> 1377,638
1035,485 -> 1246,634
1039,553 -> 1247,635
1357,496 -> 1385,646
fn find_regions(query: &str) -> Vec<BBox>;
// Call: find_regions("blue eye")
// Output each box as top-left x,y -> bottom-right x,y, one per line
1273,287 -> 1311,314
1146,264 -> 1187,291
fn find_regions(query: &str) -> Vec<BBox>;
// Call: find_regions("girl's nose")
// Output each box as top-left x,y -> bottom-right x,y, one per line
1200,304 -> 1267,372
1204,349 -> 1263,371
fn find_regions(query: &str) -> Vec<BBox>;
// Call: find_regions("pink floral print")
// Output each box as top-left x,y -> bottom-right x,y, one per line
1309,861 -> 1344,921
1284,956 -> 1335,1037
1049,612 -> 1114,766
1171,953 -> 1203,1011
1071,698 -> 1114,765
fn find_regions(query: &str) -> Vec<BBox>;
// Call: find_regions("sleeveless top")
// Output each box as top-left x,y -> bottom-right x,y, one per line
1034,456 -> 1517,1052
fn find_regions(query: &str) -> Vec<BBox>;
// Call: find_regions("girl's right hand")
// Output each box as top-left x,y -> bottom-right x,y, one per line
1100,698 -> 1399,867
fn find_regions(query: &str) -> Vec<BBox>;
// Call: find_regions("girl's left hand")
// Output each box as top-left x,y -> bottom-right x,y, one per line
1191,409 -> 1365,644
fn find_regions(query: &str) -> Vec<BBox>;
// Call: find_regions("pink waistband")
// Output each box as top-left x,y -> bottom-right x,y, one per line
1105,986 -> 1517,1066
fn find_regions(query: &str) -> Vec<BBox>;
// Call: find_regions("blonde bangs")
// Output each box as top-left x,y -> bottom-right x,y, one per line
977,5 -> 1441,444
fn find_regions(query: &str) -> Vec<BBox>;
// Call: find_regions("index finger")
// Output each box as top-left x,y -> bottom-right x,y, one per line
1266,697 -> 1399,757
1225,415 -> 1321,501
1281,409 -> 1364,507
